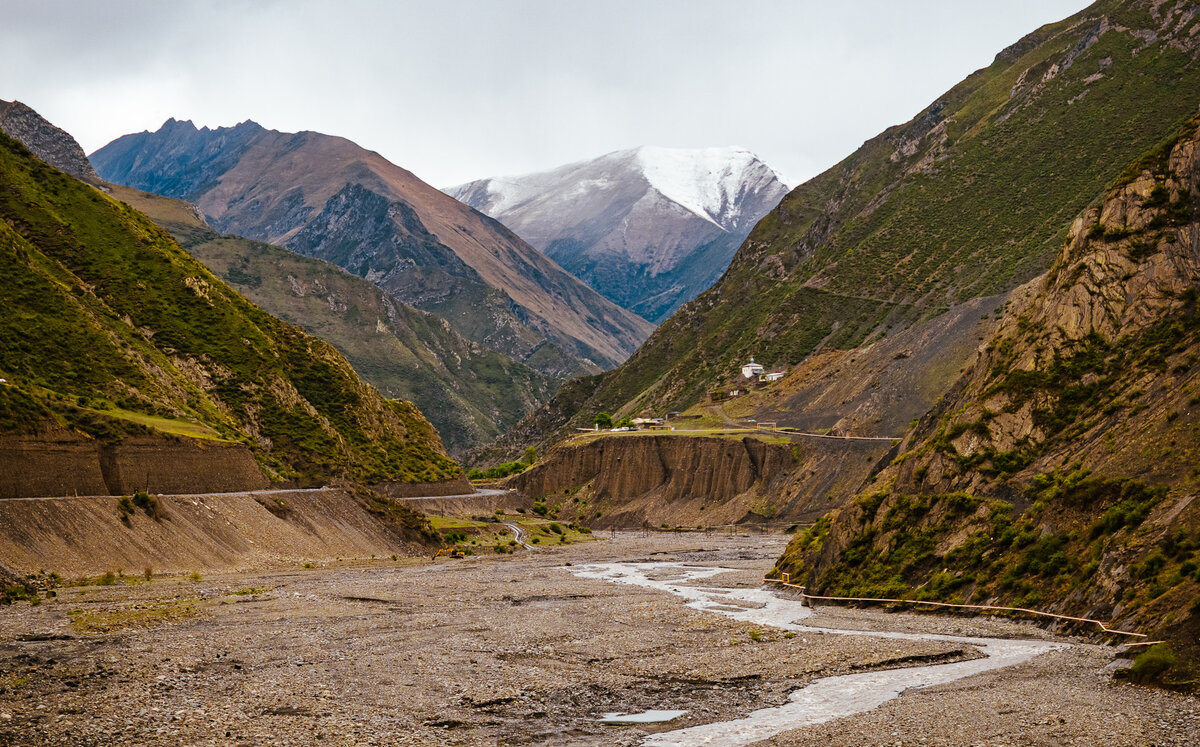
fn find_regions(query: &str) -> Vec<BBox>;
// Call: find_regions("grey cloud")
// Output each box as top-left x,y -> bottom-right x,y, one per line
0,0 -> 1089,188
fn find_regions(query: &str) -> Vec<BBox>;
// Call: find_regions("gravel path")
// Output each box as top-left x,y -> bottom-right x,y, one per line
0,532 -> 1194,745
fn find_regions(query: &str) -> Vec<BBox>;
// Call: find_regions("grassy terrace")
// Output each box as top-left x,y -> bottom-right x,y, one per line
85,407 -> 228,442
565,428 -> 793,447
428,512 -> 593,553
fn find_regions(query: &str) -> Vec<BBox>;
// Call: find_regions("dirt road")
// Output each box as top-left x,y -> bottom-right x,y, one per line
0,533 -> 1195,745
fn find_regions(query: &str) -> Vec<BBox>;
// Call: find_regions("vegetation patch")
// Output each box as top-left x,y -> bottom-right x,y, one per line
69,598 -> 201,634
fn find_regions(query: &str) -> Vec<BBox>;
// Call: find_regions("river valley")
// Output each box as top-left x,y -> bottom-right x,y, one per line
0,533 -> 1196,745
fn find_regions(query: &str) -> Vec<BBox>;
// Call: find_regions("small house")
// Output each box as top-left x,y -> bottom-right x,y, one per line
760,371 -> 785,383
741,357 -> 765,379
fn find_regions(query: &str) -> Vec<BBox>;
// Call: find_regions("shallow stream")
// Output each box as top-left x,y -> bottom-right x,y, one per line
570,562 -> 1061,746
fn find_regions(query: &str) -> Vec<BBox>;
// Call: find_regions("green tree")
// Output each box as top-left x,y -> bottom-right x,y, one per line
594,412 -> 613,428
523,445 -> 537,465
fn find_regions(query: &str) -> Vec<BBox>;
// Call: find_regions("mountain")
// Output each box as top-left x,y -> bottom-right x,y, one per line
446,146 -> 789,322
0,99 -> 98,182
775,110 -> 1200,687
89,121 -> 655,375
503,0 -> 1200,451
0,101 -> 554,458
0,128 -> 459,487
108,183 -> 555,457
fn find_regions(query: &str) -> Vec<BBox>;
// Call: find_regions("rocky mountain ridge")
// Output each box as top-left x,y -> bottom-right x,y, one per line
448,146 -> 789,322
776,110 -> 1200,686
0,102 -> 550,457
90,120 -> 654,375
0,99 -> 98,182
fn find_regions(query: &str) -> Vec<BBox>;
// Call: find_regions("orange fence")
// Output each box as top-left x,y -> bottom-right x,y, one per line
768,578 -> 1146,638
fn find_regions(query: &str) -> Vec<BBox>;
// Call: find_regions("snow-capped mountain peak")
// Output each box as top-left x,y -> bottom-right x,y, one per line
633,145 -> 785,230
445,146 -> 789,323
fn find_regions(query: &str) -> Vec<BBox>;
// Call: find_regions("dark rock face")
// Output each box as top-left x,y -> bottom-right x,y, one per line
510,434 -> 893,528
0,100 -> 99,181
88,118 -> 263,200
291,183 -> 489,309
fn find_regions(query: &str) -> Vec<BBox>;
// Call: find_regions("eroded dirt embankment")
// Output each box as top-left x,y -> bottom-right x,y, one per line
0,488 -> 428,576
0,430 -> 268,499
512,434 -> 894,528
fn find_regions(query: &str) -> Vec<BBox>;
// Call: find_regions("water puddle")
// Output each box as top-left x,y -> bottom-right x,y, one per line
599,710 -> 688,724
569,562 -> 1061,746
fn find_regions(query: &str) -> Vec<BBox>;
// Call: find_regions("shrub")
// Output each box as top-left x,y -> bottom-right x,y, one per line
131,490 -> 161,520
117,496 -> 134,523
0,583 -> 38,605
1123,644 -> 1177,685
479,461 -> 528,479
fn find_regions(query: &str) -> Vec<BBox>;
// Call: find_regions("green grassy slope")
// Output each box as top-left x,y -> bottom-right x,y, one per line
0,133 -> 458,484
109,186 -> 557,458
540,0 -> 1200,434
180,229 -> 556,457
774,114 -> 1200,687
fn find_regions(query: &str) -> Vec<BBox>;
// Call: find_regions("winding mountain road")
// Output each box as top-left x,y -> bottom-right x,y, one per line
502,522 -> 535,550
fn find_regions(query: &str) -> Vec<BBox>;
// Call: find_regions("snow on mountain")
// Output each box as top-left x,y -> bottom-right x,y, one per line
635,146 -> 786,230
446,146 -> 789,323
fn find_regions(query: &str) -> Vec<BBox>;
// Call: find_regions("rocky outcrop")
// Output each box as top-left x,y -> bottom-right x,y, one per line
0,430 -> 268,498
0,488 -> 430,577
0,100 -> 98,181
776,112 -> 1200,665
512,434 -> 894,528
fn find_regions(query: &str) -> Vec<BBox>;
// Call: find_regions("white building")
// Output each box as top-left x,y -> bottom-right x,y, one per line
741,358 -> 764,379
760,371 -> 785,383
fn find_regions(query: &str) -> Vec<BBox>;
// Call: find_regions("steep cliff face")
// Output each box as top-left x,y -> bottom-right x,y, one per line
776,113 -> 1200,682
512,434 -> 895,528
0,430 -> 267,499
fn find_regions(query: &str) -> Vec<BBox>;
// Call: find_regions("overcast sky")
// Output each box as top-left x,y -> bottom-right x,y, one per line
2,1 -> 1090,188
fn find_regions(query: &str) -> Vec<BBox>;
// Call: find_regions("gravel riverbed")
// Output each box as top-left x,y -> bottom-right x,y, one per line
0,532 -> 1195,745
